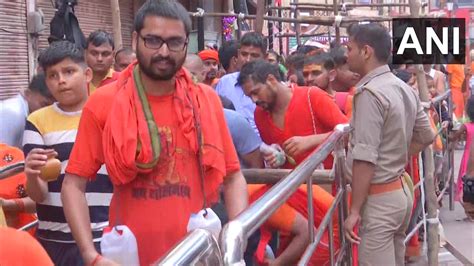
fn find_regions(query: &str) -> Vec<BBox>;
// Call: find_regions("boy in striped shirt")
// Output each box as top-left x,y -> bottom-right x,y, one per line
23,41 -> 113,265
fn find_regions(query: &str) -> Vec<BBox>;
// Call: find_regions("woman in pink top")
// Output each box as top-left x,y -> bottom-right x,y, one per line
450,96 -> 474,201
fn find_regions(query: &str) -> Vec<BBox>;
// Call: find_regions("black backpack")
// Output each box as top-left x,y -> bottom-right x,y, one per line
48,0 -> 86,49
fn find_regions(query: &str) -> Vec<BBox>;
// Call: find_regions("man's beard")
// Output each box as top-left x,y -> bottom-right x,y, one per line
136,48 -> 185,81
206,69 -> 217,80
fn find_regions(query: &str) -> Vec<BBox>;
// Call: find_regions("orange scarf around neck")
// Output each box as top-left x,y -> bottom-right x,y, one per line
102,62 -> 227,191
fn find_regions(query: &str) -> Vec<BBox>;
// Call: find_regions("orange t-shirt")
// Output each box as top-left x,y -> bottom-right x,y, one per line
255,86 -> 349,169
446,64 -> 465,89
0,144 -> 36,231
66,81 -> 240,265
247,185 -> 297,232
0,227 -> 53,265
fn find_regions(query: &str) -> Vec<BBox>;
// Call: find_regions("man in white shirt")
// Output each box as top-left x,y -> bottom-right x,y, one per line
0,73 -> 54,147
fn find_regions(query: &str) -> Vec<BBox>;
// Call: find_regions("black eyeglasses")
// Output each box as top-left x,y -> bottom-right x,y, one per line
140,35 -> 188,52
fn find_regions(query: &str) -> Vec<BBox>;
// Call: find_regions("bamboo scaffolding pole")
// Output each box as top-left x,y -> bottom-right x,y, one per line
255,0 -> 266,34
275,31 -> 349,38
290,2 -> 427,7
267,6 -> 339,12
188,11 -> 437,26
333,0 -> 340,44
293,0 -> 301,46
409,0 -> 439,264
110,0 -> 123,49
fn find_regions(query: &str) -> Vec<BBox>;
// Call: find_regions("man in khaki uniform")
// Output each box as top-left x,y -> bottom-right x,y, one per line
343,23 -> 435,265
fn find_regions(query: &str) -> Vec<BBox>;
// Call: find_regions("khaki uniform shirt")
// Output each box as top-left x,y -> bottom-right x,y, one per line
345,65 -> 435,184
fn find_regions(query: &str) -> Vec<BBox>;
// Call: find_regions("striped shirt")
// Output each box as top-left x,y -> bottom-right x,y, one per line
22,103 -> 113,243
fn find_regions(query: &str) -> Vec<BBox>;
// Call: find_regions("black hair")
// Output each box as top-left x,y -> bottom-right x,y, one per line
393,69 -> 412,83
238,59 -> 281,85
425,74 -> 434,82
115,47 -> 135,61
347,22 -> 392,63
38,41 -> 85,71
285,53 -> 305,71
467,96 -> 474,122
240,32 -> 267,54
87,30 -> 114,50
304,53 -> 336,71
134,0 -> 191,36
219,40 -> 238,71
329,46 -> 348,67
28,73 -> 52,98
267,50 -> 280,61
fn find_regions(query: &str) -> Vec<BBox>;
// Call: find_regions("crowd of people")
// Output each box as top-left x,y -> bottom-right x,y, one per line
0,0 -> 473,265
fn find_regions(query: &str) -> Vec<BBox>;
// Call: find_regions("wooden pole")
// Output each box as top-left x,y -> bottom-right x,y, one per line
293,0 -> 301,46
409,0 -> 439,264
111,0 -> 123,49
333,0 -> 340,45
268,6 -> 339,12
255,0 -> 266,34
188,12 -> 436,25
291,2 -> 415,7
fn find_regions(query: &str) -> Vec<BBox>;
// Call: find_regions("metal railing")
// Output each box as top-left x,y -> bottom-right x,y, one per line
220,124 -> 351,265
157,229 -> 222,265
0,161 -> 24,180
405,90 -> 453,245
158,124 -> 351,265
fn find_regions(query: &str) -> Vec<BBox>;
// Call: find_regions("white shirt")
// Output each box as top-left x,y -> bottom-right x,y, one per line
0,94 -> 28,148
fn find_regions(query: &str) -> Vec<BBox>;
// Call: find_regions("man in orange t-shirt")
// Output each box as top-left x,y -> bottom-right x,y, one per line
248,184 -> 338,265
61,2 -> 248,265
302,52 -> 354,118
240,59 -> 348,169
446,62 -> 466,118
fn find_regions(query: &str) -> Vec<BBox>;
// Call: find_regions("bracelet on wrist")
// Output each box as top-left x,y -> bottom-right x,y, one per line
91,254 -> 102,266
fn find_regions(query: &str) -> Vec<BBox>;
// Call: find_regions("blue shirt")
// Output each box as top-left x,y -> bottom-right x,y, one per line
216,72 -> 258,135
224,109 -> 262,168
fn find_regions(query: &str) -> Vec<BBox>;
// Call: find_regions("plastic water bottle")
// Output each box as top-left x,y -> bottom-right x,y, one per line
259,143 -> 286,168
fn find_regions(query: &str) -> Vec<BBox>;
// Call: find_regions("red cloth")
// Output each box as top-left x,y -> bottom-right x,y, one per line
250,185 -> 340,265
198,49 -> 219,63
66,63 -> 240,265
0,227 -> 53,265
255,85 -> 348,169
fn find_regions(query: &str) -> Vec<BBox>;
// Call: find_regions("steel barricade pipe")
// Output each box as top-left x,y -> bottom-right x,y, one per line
0,161 -> 24,180
17,220 -> 38,231
156,229 -> 223,265
220,124 -> 351,265
298,189 -> 344,265
334,136 -> 351,266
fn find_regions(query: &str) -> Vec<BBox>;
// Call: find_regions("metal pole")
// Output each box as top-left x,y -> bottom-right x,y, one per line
329,218 -> 335,266
307,173 -> 315,244
335,138 -> 351,265
157,229 -> 222,265
293,0 -> 301,46
268,0 -> 274,51
197,2 -> 205,51
448,93 -> 455,211
277,2 -> 283,54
